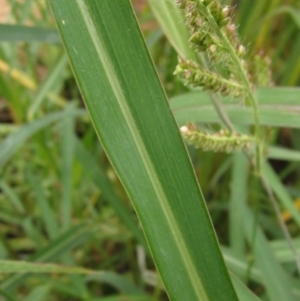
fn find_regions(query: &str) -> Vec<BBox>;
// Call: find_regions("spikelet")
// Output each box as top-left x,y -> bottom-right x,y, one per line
175,58 -> 247,98
180,123 -> 255,153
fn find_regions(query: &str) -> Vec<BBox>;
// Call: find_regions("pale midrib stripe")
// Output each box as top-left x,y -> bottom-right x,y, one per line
76,1 -> 209,300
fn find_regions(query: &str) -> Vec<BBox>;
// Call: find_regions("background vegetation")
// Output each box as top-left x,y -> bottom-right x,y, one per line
0,0 -> 300,300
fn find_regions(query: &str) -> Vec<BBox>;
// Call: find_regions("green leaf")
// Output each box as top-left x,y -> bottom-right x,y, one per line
23,284 -> 50,301
0,260 -> 92,274
26,169 -> 59,240
87,296 -> 156,301
229,153 -> 246,256
85,272 -> 144,294
0,109 -> 85,168
28,53 -> 69,120
75,139 -> 146,247
230,274 -> 262,301
240,207 -> 297,301
0,224 -> 91,290
1,260 -> 142,300
270,239 -> 300,263
60,105 -> 76,230
147,0 -> 195,59
263,162 -> 300,227
0,181 -> 25,214
268,146 -> 300,162
48,0 -> 238,300
0,24 -> 60,43
230,155 -> 297,301
0,288 -> 18,301
170,88 -> 300,128
266,6 -> 300,30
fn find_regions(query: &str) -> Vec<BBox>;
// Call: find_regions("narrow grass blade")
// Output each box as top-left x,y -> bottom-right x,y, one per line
75,139 -> 146,247
263,162 -> 300,227
50,281 -> 86,299
86,296 -> 156,301
0,260 -> 93,274
268,146 -> 300,162
26,169 -> 59,240
0,109 -> 85,168
28,53 -> 68,120
222,247 -> 262,284
239,208 -> 297,301
85,272 -> 144,294
52,273 -> 146,299
48,1 -> 238,300
266,6 -> 300,30
0,260 -> 138,301
231,158 -> 297,301
270,239 -> 300,263
0,289 -> 18,301
147,0 -> 195,59
23,284 -> 50,301
170,88 -> 300,128
60,106 -> 75,230
230,153 -> 247,256
230,274 -> 262,301
0,181 -> 25,214
0,224 -> 91,290
280,36 -> 300,85
236,0 -> 267,38
0,24 -> 60,43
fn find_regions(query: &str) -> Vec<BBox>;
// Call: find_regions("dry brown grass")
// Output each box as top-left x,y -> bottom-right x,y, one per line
0,0 -> 10,22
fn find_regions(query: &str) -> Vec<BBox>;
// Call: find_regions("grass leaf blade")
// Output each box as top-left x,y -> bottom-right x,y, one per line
48,0 -> 238,300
